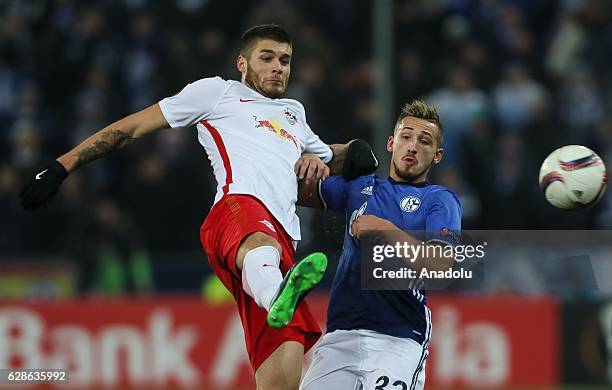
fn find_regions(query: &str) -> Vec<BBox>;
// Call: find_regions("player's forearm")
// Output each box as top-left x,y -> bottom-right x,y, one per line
57,124 -> 137,172
327,143 -> 349,175
297,179 -> 324,209
57,104 -> 167,172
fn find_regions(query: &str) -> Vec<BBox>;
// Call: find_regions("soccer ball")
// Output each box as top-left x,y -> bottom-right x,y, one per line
539,145 -> 607,210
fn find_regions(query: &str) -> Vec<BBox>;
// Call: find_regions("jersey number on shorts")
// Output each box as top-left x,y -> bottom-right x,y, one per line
374,375 -> 407,390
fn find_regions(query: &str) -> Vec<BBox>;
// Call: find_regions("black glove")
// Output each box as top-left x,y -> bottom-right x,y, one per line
20,160 -> 69,210
342,139 -> 379,181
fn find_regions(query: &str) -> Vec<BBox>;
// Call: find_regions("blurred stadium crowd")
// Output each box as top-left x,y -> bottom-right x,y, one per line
2,0 -> 612,293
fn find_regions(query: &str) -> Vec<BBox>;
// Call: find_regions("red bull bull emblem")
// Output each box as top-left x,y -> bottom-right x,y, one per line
254,117 -> 298,148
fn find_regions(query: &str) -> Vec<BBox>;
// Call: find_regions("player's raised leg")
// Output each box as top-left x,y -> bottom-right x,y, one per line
236,232 -> 327,389
267,252 -> 327,328
201,194 -> 325,389
237,231 -> 285,311
237,232 -> 328,329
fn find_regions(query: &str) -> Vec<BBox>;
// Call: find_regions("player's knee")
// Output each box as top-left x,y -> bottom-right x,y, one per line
236,232 -> 282,271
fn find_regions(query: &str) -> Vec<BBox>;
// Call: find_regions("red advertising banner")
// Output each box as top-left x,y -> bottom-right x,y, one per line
0,295 -> 558,388
427,294 -> 559,388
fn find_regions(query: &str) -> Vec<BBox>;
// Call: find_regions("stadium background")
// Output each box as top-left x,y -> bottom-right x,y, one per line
1,0 -> 611,388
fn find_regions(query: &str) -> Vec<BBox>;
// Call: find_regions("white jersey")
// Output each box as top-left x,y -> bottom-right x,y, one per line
158,77 -> 332,240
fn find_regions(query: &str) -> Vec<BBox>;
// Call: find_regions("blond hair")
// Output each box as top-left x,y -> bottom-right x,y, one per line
396,100 -> 443,145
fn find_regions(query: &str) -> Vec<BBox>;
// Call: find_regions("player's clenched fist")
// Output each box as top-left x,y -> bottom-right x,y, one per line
350,215 -> 397,239
19,161 -> 68,210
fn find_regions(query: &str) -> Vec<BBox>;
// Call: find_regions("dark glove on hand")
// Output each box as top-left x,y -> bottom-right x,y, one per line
342,139 -> 379,181
19,160 -> 69,210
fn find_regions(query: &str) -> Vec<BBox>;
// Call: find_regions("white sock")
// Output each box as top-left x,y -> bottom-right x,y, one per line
241,246 -> 283,311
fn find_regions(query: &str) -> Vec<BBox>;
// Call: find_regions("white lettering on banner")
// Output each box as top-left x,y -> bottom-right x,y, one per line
210,313 -> 249,386
100,327 -> 146,385
149,310 -> 199,384
49,326 -> 93,386
433,306 -> 510,386
0,307 -> 199,387
462,324 -> 509,384
0,308 -> 45,368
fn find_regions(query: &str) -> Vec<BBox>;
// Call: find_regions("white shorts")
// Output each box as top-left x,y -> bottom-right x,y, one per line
300,329 -> 428,390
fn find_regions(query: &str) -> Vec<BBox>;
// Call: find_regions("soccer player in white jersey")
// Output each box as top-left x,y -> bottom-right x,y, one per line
20,25 -> 377,390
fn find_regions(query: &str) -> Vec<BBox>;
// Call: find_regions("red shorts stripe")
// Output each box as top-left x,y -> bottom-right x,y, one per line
201,120 -> 232,195
199,194 -> 321,370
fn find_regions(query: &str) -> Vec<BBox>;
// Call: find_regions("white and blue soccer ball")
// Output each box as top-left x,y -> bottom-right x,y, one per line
539,145 -> 607,210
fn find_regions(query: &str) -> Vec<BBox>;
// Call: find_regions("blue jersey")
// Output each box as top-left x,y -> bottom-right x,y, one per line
319,174 -> 462,344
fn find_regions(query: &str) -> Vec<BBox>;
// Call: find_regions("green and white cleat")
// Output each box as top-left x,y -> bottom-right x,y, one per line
266,252 -> 328,329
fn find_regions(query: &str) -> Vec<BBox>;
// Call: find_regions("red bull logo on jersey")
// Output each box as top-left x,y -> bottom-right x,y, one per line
254,117 -> 299,148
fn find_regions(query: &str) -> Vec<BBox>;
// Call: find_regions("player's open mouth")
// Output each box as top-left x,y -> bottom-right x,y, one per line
402,156 -> 417,166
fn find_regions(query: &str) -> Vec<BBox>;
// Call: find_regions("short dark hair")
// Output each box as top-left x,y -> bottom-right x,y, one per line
240,24 -> 292,57
396,99 -> 444,145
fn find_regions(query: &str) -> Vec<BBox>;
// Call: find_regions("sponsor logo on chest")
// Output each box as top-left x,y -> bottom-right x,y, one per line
253,116 -> 298,149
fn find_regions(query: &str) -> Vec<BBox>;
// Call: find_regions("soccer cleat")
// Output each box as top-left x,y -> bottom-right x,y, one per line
267,252 -> 328,329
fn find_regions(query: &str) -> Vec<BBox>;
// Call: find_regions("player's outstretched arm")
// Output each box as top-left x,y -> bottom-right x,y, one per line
20,104 -> 169,210
57,104 -> 169,172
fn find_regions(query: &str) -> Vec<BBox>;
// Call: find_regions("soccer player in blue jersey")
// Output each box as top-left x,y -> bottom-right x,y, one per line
299,100 -> 462,390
